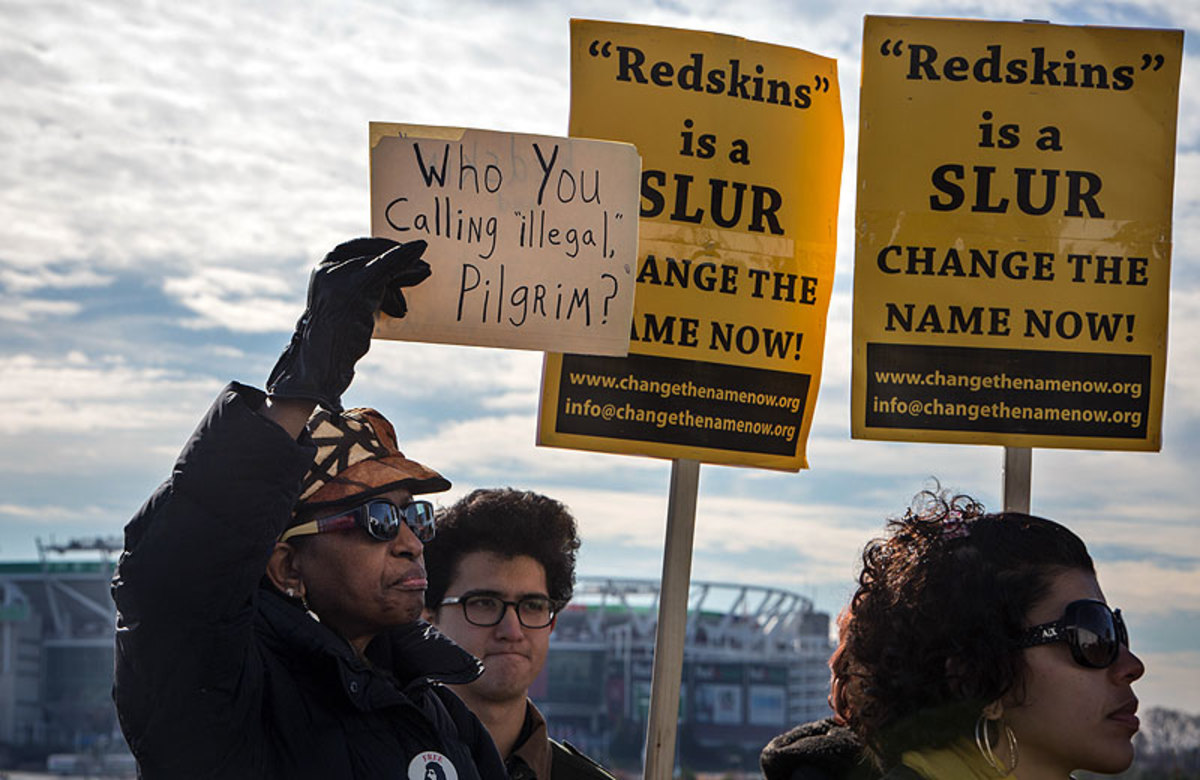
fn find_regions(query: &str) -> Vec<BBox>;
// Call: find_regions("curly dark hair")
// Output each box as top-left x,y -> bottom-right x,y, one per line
422,488 -> 580,611
830,489 -> 1094,767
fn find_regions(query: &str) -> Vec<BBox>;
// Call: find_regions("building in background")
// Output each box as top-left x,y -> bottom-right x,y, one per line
1,549 -> 1196,776
0,550 -> 834,774
533,577 -> 835,772
0,538 -> 124,766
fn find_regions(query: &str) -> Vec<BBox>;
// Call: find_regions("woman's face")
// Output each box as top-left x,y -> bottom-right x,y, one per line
1003,567 -> 1145,777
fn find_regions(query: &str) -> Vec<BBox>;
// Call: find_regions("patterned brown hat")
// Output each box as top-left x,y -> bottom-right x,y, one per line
295,407 -> 450,514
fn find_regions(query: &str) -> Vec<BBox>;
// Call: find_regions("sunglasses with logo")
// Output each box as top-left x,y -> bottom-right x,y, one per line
439,593 -> 557,629
280,499 -> 436,544
1017,598 -> 1129,669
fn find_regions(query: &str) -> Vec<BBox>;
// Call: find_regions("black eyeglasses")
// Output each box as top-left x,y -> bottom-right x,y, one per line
1017,599 -> 1129,669
440,593 -> 557,629
280,499 -> 436,543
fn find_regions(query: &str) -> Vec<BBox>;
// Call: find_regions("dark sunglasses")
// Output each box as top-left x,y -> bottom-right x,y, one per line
439,593 -> 557,629
1017,598 -> 1129,669
280,499 -> 436,543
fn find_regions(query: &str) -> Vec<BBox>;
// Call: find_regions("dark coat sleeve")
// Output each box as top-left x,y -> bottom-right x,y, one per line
111,383 -> 316,772
761,717 -> 878,780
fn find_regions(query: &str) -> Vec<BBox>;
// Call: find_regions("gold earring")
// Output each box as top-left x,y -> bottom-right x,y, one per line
974,711 -> 1018,776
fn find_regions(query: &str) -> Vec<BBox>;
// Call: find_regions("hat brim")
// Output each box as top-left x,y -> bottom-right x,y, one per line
298,454 -> 451,512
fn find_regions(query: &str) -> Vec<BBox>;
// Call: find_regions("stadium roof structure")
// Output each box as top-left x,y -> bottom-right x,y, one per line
555,576 -> 831,659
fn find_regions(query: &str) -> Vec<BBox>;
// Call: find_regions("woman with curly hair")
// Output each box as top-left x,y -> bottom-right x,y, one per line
825,490 -> 1145,779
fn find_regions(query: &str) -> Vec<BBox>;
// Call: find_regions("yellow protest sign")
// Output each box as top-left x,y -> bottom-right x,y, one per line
852,17 -> 1182,451
370,124 -> 640,355
537,20 -> 843,470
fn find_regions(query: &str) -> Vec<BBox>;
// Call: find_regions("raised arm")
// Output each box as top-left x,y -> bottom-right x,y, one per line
111,238 -> 431,771
114,237 -> 430,613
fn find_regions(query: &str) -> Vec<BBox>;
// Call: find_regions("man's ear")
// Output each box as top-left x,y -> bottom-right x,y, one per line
265,542 -> 306,598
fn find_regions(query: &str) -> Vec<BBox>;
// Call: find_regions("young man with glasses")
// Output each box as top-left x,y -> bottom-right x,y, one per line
423,489 -> 614,780
112,239 -> 506,780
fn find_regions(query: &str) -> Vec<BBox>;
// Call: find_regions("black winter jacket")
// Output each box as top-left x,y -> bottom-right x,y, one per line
112,383 -> 507,780
760,717 -> 881,780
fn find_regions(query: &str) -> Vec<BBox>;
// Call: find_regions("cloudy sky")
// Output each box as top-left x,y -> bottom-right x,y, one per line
2,0 -> 1197,716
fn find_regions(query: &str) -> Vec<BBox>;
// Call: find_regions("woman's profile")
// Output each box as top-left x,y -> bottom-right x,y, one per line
826,489 -> 1145,779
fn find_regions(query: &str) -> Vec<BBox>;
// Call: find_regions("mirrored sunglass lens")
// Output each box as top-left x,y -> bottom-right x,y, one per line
403,501 -> 436,541
365,502 -> 401,540
1074,627 -> 1115,667
1073,604 -> 1118,667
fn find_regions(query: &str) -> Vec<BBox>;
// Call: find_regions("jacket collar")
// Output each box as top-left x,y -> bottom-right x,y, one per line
256,587 -> 483,690
760,717 -> 874,780
508,700 -> 551,780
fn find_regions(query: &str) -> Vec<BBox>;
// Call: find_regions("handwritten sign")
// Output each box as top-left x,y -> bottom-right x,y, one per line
370,124 -> 640,355
851,17 -> 1182,451
537,21 -> 843,471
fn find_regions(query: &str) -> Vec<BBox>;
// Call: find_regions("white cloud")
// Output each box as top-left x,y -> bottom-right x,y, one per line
1033,447 -> 1196,524
205,344 -> 247,360
0,296 -> 81,322
163,267 -> 300,332
0,352 -> 222,437
354,341 -> 545,403
1136,651 -> 1200,717
163,267 -> 291,299
0,265 -> 113,293
1097,557 -> 1200,614
0,501 -> 114,526
1166,289 -> 1200,413
408,411 -> 632,482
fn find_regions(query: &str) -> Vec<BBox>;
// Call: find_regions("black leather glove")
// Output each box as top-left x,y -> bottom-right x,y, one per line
266,237 -> 430,412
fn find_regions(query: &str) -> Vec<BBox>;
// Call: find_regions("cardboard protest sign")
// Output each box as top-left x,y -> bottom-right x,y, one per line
538,20 -> 843,470
370,124 -> 640,355
852,17 -> 1182,451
